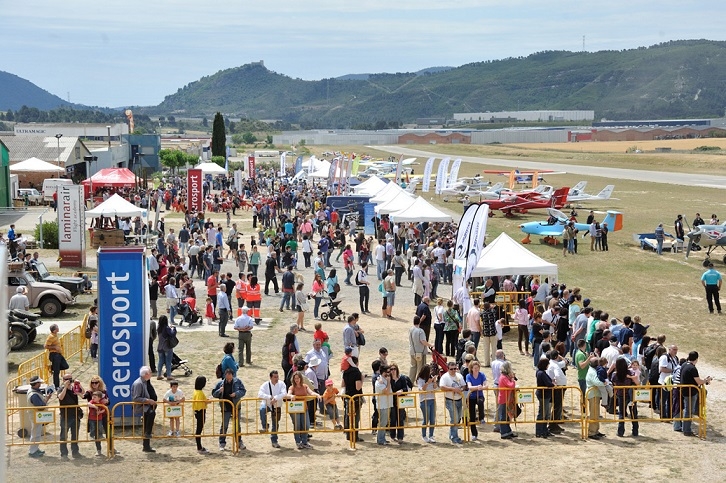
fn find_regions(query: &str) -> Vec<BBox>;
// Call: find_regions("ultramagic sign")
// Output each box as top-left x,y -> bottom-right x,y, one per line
98,247 -> 148,417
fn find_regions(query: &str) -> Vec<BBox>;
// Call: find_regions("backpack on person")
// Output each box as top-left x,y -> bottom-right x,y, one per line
643,343 -> 659,370
84,324 -> 93,339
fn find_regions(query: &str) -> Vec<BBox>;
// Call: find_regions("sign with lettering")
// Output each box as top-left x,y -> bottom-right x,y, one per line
516,390 -> 534,404
634,389 -> 651,402
165,405 -> 183,418
34,411 -> 55,424
57,184 -> 86,267
397,395 -> 416,409
98,247 -> 147,419
286,400 -> 306,414
187,169 -> 203,213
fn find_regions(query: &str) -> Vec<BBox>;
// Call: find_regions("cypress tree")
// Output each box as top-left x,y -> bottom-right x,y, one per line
211,112 -> 226,157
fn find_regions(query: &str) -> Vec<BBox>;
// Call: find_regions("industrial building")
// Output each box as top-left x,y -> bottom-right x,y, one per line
453,110 -> 595,123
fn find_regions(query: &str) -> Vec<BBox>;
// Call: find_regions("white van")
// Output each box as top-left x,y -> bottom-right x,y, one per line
42,179 -> 74,201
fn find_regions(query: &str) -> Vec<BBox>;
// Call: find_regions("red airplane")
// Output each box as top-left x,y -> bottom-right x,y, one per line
478,187 -> 570,217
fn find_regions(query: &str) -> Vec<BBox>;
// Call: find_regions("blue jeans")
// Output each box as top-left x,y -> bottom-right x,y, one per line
158,349 -> 173,378
682,392 -> 699,434
471,331 -> 481,351
656,239 -> 663,255
536,396 -> 552,436
88,419 -> 105,451
377,408 -> 390,444
280,291 -> 293,310
420,399 -> 435,438
314,296 -> 322,318
377,260 -> 386,280
219,411 -> 241,447
497,403 -> 512,437
59,414 -> 79,456
567,238 -> 575,254
168,301 -> 177,324
293,412 -> 309,445
260,407 -> 281,444
444,398 -> 462,441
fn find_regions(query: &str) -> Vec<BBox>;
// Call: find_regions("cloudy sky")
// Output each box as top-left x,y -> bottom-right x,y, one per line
3,0 -> 724,108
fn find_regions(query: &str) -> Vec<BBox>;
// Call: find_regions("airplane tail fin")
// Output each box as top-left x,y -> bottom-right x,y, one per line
571,181 -> 587,194
597,185 -> 615,200
551,187 -> 570,207
602,211 -> 623,232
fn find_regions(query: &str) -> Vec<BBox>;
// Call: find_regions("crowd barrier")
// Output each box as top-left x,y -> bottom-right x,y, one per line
469,291 -> 528,325
4,385 -> 708,454
6,404 -> 112,458
584,384 -> 707,439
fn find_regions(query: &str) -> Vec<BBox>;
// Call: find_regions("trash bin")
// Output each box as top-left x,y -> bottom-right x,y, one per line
13,384 -> 51,438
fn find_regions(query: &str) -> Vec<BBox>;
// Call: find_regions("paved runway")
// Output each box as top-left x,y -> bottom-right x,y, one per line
375,145 -> 726,189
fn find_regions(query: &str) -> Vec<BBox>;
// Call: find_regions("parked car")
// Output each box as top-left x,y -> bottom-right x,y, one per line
29,262 -> 86,296
18,188 -> 43,205
7,265 -> 75,317
8,309 -> 42,351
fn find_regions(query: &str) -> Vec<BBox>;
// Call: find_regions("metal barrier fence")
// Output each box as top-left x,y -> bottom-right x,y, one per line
58,323 -> 87,365
6,404 -> 112,458
584,384 -> 707,439
469,291 -> 528,325
17,351 -> 50,383
110,399 -> 238,453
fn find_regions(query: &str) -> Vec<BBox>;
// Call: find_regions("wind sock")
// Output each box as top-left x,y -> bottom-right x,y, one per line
435,157 -> 450,195
422,156 -> 435,192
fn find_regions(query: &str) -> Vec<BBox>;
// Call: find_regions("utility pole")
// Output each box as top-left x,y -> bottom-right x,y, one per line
582,35 -> 586,52
55,133 -> 63,170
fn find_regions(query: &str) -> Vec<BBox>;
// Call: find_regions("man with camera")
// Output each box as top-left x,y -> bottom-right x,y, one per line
27,375 -> 53,458
58,373 -> 84,459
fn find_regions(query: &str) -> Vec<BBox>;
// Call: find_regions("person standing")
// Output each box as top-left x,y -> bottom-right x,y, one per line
212,369 -> 247,451
57,373 -> 84,458
701,262 -> 722,314
416,296 -> 432,341
680,351 -> 712,437
408,316 -> 433,381
217,286 -> 231,337
480,303 -> 499,368
233,306 -> 254,366
375,365 -> 393,445
280,265 -> 295,311
383,269 -> 396,319
264,252 -> 282,295
654,223 -> 665,255
439,361 -> 466,444
466,298 -> 482,351
44,324 -> 67,389
156,316 -> 176,381
355,262 -> 370,314
27,375 -> 52,457
258,370 -> 287,449
131,366 -> 159,453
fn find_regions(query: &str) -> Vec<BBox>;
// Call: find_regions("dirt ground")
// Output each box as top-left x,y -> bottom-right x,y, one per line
5,144 -> 726,483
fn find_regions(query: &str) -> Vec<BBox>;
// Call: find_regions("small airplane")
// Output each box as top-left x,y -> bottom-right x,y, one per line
482,169 -> 566,189
567,184 -> 617,204
685,222 -> 726,264
520,208 -> 624,245
442,182 -> 505,202
566,181 -> 588,198
479,187 -> 570,217
358,157 -> 417,167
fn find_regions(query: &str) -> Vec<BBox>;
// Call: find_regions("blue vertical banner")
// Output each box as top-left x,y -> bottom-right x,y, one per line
364,202 -> 376,236
294,155 -> 303,174
98,247 -> 147,418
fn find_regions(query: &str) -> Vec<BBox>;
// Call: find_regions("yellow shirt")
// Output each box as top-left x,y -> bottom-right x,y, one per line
192,390 -> 208,411
44,333 -> 61,353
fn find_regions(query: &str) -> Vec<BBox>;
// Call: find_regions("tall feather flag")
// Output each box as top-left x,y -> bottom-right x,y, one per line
448,158 -> 462,186
294,155 -> 303,174
435,157 -> 450,195
422,157 -> 435,193
394,154 -> 404,185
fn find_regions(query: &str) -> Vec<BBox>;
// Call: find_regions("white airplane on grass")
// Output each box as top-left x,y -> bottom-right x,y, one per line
566,185 -> 617,204
441,182 -> 505,202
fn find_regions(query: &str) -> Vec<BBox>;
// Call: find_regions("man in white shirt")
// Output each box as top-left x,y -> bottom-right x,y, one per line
306,339 -> 329,410
233,306 -> 254,364
147,249 -> 159,274
658,344 -> 679,419
439,361 -> 466,444
601,335 -> 621,368
546,349 -> 568,434
374,366 -> 394,445
9,287 -> 30,311
165,279 -> 179,325
257,370 -> 287,448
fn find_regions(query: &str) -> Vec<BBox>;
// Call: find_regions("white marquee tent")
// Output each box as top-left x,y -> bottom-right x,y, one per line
369,181 -> 407,203
354,176 -> 387,196
308,160 -> 333,178
375,191 -> 417,214
86,193 -> 146,218
389,196 -> 453,222
10,157 -> 65,172
470,232 -> 558,278
195,162 -> 227,174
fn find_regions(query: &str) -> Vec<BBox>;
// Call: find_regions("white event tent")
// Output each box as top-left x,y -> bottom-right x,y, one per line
369,181 -> 407,203
86,193 -> 146,218
354,176 -> 387,196
308,160 -> 333,179
470,232 -> 558,278
389,196 -> 453,222
195,162 -> 227,174
375,191 -> 417,214
10,157 -> 65,172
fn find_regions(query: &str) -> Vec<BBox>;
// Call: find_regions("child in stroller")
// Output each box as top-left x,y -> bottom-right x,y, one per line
171,353 -> 193,376
176,297 -> 201,326
319,294 -> 345,321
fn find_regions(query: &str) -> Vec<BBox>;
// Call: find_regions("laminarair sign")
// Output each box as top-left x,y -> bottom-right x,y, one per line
57,185 -> 86,267
187,169 -> 203,212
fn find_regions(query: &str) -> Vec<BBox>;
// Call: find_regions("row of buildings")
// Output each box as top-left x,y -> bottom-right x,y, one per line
0,123 -> 161,207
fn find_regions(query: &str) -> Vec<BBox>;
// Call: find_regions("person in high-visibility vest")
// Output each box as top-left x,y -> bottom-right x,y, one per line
235,272 -> 248,317
246,276 -> 262,322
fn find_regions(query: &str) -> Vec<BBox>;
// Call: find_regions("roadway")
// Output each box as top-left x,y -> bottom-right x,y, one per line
374,145 -> 726,190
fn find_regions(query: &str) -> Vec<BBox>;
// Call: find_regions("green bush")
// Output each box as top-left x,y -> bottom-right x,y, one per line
34,220 -> 59,249
694,145 -> 721,151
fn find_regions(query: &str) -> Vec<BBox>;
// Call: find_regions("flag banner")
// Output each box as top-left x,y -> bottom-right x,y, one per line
328,158 -> 339,188
352,156 -> 360,176
295,156 -> 303,174
435,157 -> 450,194
448,158 -> 462,186
280,153 -> 287,177
394,154 -> 404,185
422,157 -> 435,192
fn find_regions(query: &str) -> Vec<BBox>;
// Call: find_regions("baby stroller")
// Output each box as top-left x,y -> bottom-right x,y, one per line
176,297 -> 201,326
430,349 -> 449,377
171,353 -> 193,376
319,295 -> 346,321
